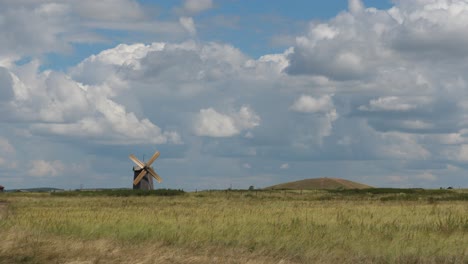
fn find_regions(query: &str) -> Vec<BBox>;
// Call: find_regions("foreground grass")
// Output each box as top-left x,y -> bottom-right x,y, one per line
0,190 -> 467,263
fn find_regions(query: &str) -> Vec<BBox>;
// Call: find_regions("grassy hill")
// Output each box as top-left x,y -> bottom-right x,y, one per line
265,177 -> 373,190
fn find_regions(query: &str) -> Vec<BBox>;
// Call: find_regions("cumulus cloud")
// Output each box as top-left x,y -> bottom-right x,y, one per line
285,0 -> 468,151
0,2 -> 71,59
0,0 -> 189,62
290,94 -> 338,144
70,41 -> 251,95
31,99 -> 182,145
4,0 -> 468,189
349,0 -> 365,14
194,106 -> 260,137
389,0 -> 468,58
2,59 -> 181,145
291,94 -> 335,113
286,0 -> 468,80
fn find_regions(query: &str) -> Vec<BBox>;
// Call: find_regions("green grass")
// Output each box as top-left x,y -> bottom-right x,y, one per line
1,190 -> 467,263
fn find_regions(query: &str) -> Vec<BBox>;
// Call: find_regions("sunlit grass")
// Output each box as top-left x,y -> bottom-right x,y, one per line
1,190 -> 467,263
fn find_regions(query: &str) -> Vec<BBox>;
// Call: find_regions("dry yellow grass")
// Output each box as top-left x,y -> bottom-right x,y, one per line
0,230 -> 295,264
1,191 -> 467,263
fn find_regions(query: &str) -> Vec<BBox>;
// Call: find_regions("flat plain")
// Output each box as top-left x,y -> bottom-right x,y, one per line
0,189 -> 467,264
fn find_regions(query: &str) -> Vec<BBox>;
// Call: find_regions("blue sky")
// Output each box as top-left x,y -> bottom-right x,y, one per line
2,0 -> 468,190
43,0 -> 394,70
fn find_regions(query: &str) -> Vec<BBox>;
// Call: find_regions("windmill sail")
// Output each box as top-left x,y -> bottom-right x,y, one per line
129,151 -> 161,190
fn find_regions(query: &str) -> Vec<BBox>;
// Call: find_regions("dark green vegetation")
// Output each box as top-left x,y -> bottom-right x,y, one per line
325,188 -> 468,202
4,187 -> 63,192
50,188 -> 185,197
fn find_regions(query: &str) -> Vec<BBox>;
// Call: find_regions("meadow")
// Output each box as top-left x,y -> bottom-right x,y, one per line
0,189 -> 467,263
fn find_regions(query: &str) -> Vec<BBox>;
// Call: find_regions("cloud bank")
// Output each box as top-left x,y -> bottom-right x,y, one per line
1,0 -> 468,189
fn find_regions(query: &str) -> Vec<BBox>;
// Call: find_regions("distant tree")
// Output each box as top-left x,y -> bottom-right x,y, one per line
248,185 -> 255,191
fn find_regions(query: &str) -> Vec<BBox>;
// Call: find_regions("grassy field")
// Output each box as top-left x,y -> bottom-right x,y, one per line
1,189 -> 468,263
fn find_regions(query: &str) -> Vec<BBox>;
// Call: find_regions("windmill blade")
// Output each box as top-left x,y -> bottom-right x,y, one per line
129,154 -> 145,169
133,169 -> 148,186
147,167 -> 162,183
145,151 -> 160,167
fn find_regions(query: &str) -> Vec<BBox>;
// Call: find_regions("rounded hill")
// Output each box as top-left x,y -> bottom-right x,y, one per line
265,177 -> 373,190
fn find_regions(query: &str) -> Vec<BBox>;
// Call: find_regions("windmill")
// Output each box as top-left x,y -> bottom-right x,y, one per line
129,150 -> 162,190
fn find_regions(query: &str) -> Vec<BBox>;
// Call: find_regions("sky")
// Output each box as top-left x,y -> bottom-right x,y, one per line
1,0 -> 468,190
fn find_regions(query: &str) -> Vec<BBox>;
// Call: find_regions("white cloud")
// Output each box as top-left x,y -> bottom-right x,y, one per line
400,120 -> 434,130
0,0 -> 189,62
359,96 -> 417,112
194,106 -> 260,137
0,137 -> 15,155
349,0 -> 365,14
31,99 -> 182,145
286,0 -> 468,81
194,108 -> 238,137
247,48 -> 292,74
179,17 -> 197,36
0,2 -> 71,59
2,60 -> 181,145
389,1 -> 468,58
378,132 -> 430,160
280,163 -> 289,169
448,144 -> 468,163
291,94 -> 335,113
3,1 -> 468,189
232,106 -> 261,130
290,94 -> 339,144
0,137 -> 17,170
71,41 -> 251,96
182,0 -> 213,14
72,0 -> 146,22
28,160 -> 65,177
431,132 -> 466,145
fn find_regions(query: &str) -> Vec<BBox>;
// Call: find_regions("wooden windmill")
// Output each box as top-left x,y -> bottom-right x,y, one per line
129,150 -> 162,190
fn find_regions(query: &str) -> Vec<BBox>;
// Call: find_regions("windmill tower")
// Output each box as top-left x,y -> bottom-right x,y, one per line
129,151 -> 162,190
